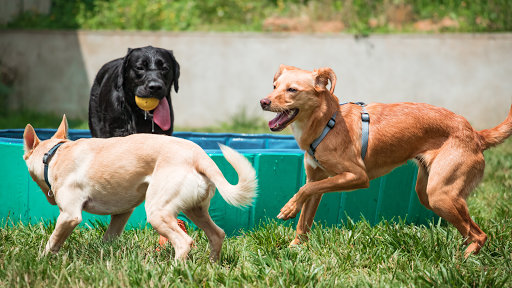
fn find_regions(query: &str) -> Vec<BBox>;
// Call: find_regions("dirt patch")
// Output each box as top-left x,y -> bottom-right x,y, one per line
263,16 -> 344,33
414,16 -> 459,32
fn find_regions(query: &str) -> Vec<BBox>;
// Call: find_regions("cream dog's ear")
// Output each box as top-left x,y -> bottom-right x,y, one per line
314,67 -> 337,95
273,64 -> 300,82
52,115 -> 69,140
23,124 -> 40,158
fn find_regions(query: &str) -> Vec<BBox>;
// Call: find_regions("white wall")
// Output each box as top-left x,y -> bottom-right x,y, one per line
1,30 -> 511,129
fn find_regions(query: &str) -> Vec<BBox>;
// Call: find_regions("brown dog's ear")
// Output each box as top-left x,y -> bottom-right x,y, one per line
23,124 -> 40,157
52,115 -> 69,140
314,67 -> 337,95
274,64 -> 300,82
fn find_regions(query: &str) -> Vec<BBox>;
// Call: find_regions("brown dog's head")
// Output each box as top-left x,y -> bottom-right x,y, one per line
23,115 -> 70,205
260,64 -> 337,132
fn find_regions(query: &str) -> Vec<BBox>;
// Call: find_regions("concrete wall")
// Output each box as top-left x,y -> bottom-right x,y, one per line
1,30 -> 511,129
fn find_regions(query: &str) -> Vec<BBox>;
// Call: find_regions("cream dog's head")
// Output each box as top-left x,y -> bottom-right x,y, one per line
260,64 -> 337,132
23,115 -> 70,205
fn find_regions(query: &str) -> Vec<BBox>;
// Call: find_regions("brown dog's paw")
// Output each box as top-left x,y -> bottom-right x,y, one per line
289,238 -> 302,247
464,242 -> 482,258
277,198 -> 302,220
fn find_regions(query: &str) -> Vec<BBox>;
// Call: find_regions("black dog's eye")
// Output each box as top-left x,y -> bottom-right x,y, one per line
162,66 -> 169,71
136,66 -> 144,71
287,87 -> 297,93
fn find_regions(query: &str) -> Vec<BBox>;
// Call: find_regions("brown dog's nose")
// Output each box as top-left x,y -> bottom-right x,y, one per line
260,98 -> 271,109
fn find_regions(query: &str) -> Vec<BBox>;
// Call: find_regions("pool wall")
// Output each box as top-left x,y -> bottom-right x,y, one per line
0,129 -> 439,235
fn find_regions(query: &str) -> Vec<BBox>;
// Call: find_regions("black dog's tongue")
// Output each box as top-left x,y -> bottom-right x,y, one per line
153,98 -> 171,131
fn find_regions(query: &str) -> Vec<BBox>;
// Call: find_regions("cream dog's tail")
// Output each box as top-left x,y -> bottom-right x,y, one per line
197,144 -> 257,207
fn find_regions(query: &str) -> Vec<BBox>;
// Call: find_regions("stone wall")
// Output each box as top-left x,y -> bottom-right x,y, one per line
1,30 -> 511,129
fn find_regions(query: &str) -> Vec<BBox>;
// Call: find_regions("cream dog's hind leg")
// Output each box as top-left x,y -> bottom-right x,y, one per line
103,209 -> 135,241
149,210 -> 193,260
184,203 -> 226,262
145,171 -> 197,261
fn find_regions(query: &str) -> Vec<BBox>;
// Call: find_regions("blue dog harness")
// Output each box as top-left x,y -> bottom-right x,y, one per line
307,102 -> 370,162
43,142 -> 65,197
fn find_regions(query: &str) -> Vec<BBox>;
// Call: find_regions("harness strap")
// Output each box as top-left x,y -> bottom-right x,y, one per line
307,102 -> 370,163
360,105 -> 370,160
307,112 -> 336,159
340,102 -> 370,160
43,142 -> 65,196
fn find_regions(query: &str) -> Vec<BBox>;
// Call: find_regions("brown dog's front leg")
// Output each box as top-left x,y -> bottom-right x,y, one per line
289,163 -> 329,246
277,171 -> 369,220
290,194 -> 323,246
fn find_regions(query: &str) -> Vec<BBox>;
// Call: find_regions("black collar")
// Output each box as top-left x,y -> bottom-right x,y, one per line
43,142 -> 65,196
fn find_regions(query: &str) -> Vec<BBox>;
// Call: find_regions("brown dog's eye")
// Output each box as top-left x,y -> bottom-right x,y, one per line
273,85 -> 276,90
287,88 -> 297,93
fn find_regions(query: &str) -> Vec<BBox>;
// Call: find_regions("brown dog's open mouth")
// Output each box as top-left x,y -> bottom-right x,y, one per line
268,108 -> 299,132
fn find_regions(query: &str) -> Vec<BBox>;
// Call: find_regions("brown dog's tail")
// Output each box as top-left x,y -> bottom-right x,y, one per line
196,144 -> 258,207
477,104 -> 512,150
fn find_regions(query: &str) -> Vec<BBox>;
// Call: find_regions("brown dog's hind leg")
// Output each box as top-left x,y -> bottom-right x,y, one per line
429,195 -> 487,257
415,162 -> 431,210
426,147 -> 487,257
103,209 -> 134,241
184,204 -> 225,263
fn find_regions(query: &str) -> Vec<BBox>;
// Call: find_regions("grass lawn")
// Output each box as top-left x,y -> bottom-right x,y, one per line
1,130 -> 512,287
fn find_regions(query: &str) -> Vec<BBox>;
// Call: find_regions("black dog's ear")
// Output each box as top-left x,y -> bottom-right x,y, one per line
117,48 -> 134,90
167,50 -> 180,93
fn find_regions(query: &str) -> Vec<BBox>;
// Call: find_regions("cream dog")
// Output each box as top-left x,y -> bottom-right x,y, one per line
23,116 -> 257,262
260,64 -> 512,257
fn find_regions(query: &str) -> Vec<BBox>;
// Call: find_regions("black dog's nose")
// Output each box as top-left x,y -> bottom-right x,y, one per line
148,82 -> 163,91
260,98 -> 271,109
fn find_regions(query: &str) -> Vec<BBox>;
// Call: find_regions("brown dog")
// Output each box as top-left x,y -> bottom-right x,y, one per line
260,64 -> 512,257
23,116 -> 257,261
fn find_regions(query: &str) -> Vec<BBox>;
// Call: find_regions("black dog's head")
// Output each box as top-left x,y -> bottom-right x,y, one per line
117,46 -> 180,101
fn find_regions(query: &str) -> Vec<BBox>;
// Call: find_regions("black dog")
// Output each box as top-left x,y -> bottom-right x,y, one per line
89,46 -> 180,138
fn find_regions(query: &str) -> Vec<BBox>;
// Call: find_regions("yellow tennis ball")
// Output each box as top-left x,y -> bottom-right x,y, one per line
135,96 -> 160,111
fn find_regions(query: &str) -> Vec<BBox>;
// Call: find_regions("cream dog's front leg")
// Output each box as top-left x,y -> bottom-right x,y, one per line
103,209 -> 134,241
277,171 -> 369,220
43,190 -> 84,255
43,211 -> 82,255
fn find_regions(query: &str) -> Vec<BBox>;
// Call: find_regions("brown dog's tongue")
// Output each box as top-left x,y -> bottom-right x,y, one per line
268,112 -> 287,129
153,97 -> 171,131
